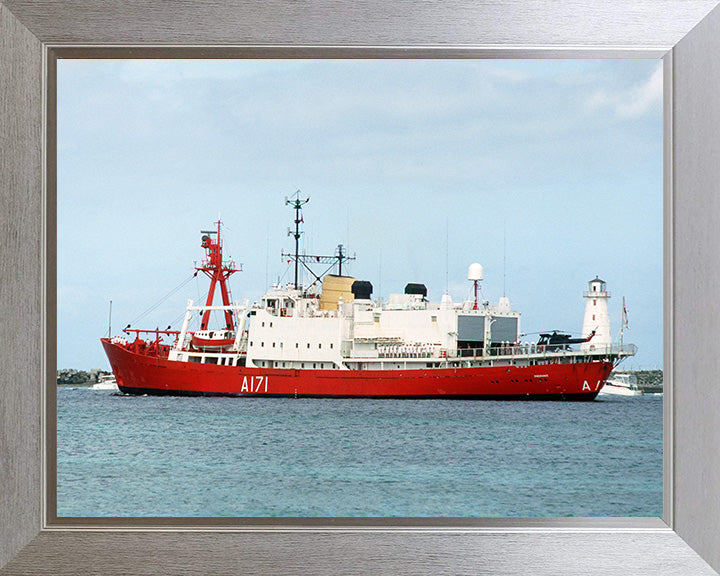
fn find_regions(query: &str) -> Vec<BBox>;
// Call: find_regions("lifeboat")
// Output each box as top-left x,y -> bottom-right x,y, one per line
191,330 -> 235,351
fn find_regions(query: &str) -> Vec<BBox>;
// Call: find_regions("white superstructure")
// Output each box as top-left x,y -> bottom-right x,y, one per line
243,281 -> 523,369
167,277 -> 532,370
161,255 -> 635,377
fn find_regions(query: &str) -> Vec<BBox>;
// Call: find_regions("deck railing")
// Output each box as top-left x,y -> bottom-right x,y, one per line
461,342 -> 636,359
377,342 -> 637,361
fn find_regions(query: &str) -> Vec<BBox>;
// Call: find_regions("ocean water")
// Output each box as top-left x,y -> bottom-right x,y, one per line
57,388 -> 663,517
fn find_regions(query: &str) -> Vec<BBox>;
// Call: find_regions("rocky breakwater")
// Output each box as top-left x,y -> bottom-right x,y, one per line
634,369 -> 663,393
57,368 -> 111,386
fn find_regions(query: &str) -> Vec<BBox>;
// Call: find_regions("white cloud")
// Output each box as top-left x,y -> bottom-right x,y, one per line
617,64 -> 663,118
586,62 -> 663,119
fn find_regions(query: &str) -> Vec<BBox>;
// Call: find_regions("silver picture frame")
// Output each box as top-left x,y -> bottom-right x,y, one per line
2,1 -> 720,574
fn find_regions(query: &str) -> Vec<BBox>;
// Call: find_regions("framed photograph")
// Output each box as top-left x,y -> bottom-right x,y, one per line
2,1 -> 720,574
53,57 -> 663,520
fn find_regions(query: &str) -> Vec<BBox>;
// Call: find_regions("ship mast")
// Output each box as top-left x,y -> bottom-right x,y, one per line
285,191 -> 309,288
196,219 -> 239,331
281,194 -> 356,287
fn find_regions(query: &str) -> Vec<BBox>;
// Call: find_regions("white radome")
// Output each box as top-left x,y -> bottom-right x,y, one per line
467,262 -> 483,281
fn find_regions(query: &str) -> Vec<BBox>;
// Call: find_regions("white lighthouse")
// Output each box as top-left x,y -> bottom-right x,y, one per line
581,276 -> 612,351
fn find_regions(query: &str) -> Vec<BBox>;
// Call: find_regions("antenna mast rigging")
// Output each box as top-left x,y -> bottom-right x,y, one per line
285,191 -> 309,287
281,194 -> 355,287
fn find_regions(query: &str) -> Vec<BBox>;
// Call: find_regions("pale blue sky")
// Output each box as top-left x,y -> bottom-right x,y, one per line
58,59 -> 663,370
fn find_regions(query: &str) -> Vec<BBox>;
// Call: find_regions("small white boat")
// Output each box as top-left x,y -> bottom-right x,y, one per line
92,374 -> 119,391
600,372 -> 643,396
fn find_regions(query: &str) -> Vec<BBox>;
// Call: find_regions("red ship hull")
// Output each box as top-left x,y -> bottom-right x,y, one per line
101,339 -> 613,401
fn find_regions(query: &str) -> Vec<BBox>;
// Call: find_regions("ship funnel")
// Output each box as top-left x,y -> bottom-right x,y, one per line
468,263 -> 483,281
405,283 -> 427,298
320,274 -> 356,310
351,280 -> 373,300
